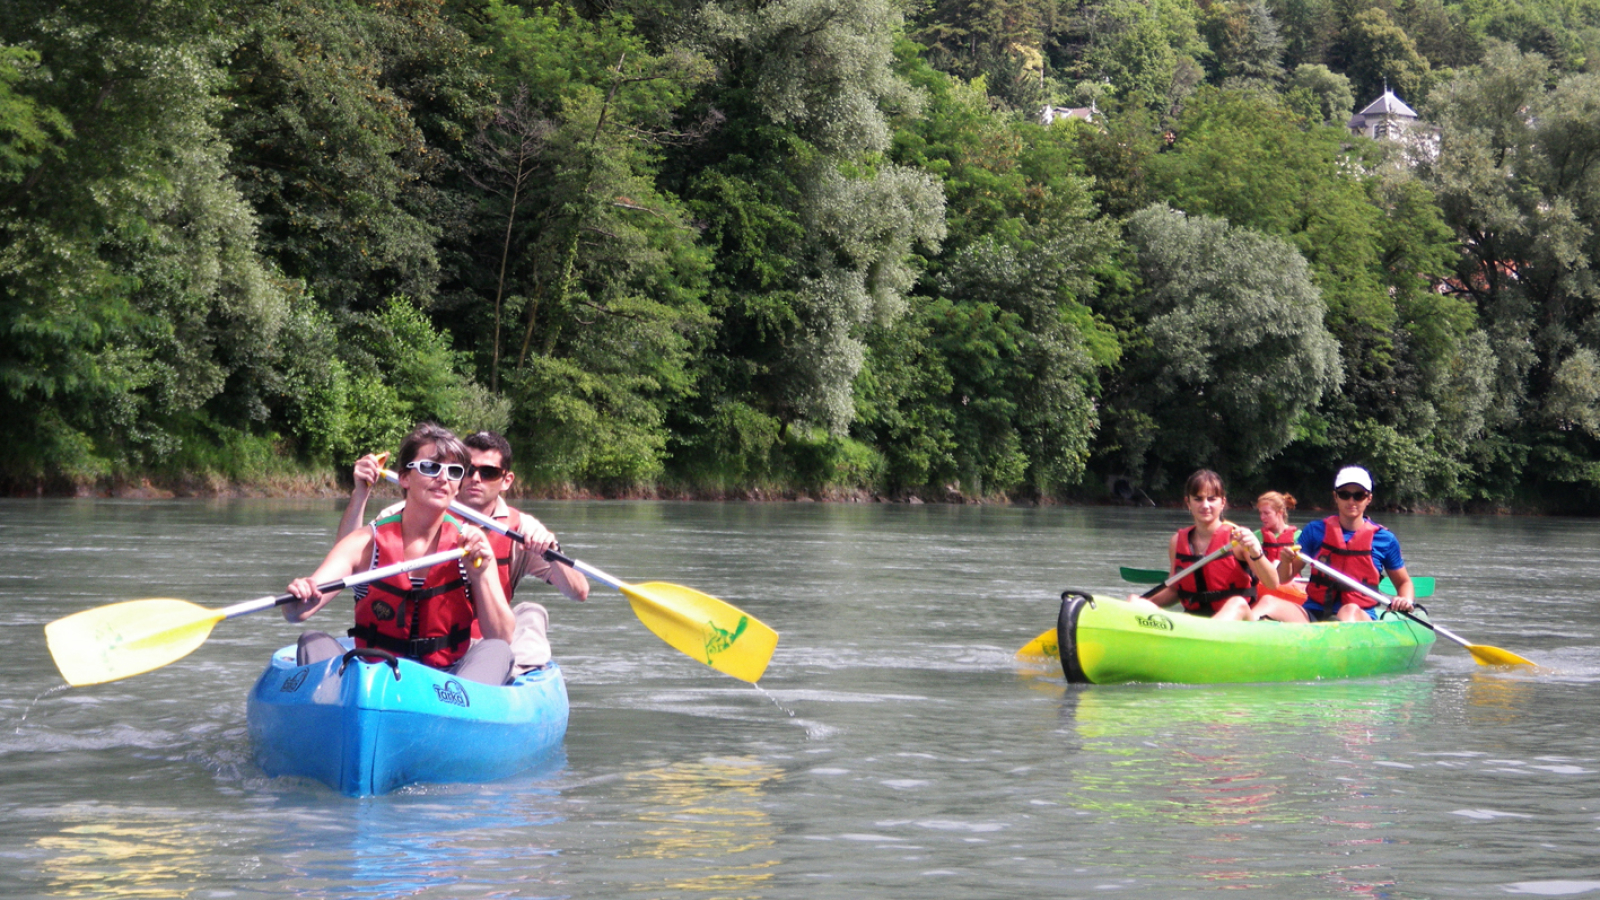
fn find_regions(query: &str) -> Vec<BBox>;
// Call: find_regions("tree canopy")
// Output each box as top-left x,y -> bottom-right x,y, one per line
5,0 -> 1600,509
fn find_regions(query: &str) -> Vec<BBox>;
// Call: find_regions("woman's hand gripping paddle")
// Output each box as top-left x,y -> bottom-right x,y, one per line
376,464 -> 779,683
1293,549 -> 1534,667
45,549 -> 469,687
1016,541 -> 1238,662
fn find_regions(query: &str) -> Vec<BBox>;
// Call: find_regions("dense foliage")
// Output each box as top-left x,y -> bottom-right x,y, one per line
4,0 -> 1600,508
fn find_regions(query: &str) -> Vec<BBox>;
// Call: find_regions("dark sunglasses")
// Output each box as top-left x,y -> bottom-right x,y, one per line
1335,489 -> 1370,501
466,464 -> 506,481
406,459 -> 465,482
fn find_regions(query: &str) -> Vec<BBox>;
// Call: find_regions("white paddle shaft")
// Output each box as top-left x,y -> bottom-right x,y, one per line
216,548 -> 468,620
1294,550 -> 1473,646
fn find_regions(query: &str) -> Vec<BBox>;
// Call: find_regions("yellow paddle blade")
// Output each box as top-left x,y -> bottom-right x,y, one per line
1016,627 -> 1059,663
1466,643 -> 1536,667
620,581 -> 778,683
45,599 -> 226,687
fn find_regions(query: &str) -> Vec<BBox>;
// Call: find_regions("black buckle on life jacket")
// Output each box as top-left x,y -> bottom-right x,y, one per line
346,624 -> 472,661
1179,587 -> 1257,612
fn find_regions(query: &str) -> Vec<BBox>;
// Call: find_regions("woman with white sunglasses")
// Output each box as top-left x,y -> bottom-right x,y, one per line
281,422 -> 516,684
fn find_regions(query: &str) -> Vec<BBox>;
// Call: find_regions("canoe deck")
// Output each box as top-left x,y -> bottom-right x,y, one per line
1056,592 -> 1437,685
247,641 -> 569,796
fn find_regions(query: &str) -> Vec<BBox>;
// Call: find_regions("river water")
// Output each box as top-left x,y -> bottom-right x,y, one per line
2,498 -> 1596,899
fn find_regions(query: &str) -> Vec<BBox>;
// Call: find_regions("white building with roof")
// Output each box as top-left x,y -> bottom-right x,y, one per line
1041,105 -> 1095,126
1347,88 -> 1437,162
1347,89 -> 1418,140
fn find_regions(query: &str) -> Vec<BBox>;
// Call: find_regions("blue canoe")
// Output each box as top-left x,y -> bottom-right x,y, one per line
247,640 -> 569,796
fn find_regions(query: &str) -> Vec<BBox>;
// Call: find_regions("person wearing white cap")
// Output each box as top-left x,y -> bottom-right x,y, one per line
1287,465 -> 1415,621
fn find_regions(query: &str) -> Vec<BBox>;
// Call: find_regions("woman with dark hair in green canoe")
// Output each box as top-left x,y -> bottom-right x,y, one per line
1131,469 -> 1304,622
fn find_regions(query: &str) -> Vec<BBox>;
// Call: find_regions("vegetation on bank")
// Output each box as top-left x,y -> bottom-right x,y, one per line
5,0 -> 1600,511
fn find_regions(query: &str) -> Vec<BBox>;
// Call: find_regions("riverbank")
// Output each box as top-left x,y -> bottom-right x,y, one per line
10,470 -> 1551,515
31,474 -> 949,505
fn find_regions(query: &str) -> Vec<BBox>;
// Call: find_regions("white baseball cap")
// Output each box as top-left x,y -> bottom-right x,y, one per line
1333,466 -> 1373,492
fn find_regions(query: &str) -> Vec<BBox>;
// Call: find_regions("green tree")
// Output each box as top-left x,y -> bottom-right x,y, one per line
1424,43 -> 1600,499
873,56 -> 1122,498
221,0 -> 494,313
676,0 -> 946,447
458,0 -> 717,489
1284,62 -> 1354,124
1331,7 -> 1432,103
1061,0 -> 1208,113
1103,204 -> 1342,485
0,0 -> 294,485
0,45 -> 70,186
1268,0 -> 1337,70
1199,0 -> 1287,86
1147,86 -> 1481,500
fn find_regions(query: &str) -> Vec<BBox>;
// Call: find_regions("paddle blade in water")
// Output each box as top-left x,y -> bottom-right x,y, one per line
1016,627 -> 1059,663
621,581 -> 778,683
45,599 -> 225,687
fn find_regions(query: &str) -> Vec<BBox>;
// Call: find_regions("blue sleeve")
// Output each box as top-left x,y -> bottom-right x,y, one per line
1297,519 -> 1325,558
1373,528 -> 1405,573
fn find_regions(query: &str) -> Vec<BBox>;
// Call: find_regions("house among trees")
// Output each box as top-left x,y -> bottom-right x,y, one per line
1347,88 -> 1419,140
1041,104 -> 1095,126
1348,88 -> 1438,162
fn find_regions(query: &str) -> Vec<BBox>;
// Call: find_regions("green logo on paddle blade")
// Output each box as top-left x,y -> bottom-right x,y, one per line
705,615 -> 749,661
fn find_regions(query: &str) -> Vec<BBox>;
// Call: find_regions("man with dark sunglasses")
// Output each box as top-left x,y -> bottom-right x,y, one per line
338,431 -> 588,672
1289,466 -> 1415,622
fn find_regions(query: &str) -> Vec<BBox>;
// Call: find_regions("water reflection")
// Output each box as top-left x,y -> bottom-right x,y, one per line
1462,671 -> 1538,727
267,764 -> 569,899
617,757 -> 783,897
30,769 -> 573,899
1062,679 -> 1435,893
36,809 -> 236,898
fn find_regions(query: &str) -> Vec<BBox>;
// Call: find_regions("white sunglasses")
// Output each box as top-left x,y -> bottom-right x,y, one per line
406,459 -> 466,482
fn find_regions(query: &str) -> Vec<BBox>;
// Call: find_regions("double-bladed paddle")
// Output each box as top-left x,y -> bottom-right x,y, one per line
1016,540 -> 1239,661
1292,550 -> 1534,667
379,466 -> 778,683
45,548 -> 469,687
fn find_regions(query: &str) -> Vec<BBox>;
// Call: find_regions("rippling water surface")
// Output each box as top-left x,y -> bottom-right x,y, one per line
2,498 -> 1597,898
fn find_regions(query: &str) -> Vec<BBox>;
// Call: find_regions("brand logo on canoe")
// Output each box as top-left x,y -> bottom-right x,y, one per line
1135,613 -> 1175,631
704,616 -> 749,662
434,679 -> 470,708
280,670 -> 308,692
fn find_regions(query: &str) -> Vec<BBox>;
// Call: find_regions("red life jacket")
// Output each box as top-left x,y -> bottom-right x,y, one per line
348,514 -> 475,668
467,506 -> 524,640
486,506 -> 524,600
1261,525 -> 1296,563
1174,526 -> 1256,615
1305,516 -> 1383,609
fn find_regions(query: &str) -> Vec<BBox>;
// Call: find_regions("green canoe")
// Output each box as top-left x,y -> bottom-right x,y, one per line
1053,592 -> 1436,684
